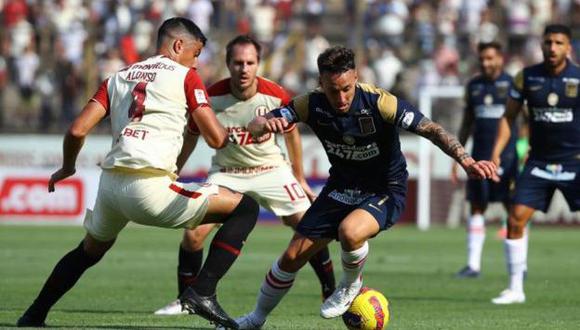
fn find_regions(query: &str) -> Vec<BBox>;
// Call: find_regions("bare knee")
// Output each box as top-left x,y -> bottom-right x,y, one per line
338,224 -> 368,251
279,249 -> 308,273
507,206 -> 533,239
182,225 -> 215,251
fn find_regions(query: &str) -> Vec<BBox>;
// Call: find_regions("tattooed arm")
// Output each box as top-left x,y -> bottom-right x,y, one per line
415,117 -> 497,180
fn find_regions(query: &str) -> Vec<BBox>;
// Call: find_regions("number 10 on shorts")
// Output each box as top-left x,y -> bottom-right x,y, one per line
283,183 -> 306,201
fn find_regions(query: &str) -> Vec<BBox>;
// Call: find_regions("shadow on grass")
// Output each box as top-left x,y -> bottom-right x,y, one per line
0,324 -> 212,329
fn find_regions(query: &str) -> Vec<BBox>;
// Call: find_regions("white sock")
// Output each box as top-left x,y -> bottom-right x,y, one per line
341,241 -> 368,285
253,259 -> 296,321
522,227 -> 529,272
467,214 -> 485,271
505,238 -> 526,293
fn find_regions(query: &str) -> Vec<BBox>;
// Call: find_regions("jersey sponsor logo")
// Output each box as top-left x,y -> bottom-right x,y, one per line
194,89 -> 208,104
0,178 -> 83,216
528,76 -> 545,83
529,84 -> 543,91
328,188 -> 372,205
226,126 -> 259,145
358,116 -> 376,135
401,111 -> 414,129
324,140 -> 380,161
484,94 -> 493,105
531,107 -> 573,123
474,105 -> 505,119
531,164 -> 576,181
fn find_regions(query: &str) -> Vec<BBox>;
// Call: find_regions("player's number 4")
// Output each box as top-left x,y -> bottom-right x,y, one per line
128,82 -> 148,121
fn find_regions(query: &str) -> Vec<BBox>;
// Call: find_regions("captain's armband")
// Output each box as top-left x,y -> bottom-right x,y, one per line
269,106 -> 299,123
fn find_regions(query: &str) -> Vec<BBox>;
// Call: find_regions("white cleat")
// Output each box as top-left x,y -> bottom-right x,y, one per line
215,312 -> 265,330
320,279 -> 363,319
491,289 -> 526,305
153,299 -> 191,315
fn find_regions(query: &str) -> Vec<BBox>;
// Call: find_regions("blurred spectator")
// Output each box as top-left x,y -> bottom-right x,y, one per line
249,0 -> 276,44
99,48 -> 125,81
370,0 -> 409,47
187,0 -> 213,33
15,43 -> 39,127
302,15 -> 329,90
373,48 -> 402,90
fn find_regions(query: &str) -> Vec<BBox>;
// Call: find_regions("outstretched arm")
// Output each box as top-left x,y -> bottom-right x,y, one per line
49,101 -> 107,192
451,107 -> 474,184
415,117 -> 496,180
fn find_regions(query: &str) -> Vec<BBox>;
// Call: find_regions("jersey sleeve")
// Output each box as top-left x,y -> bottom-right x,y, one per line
376,88 -> 424,133
509,70 -> 525,104
90,78 -> 110,117
184,69 -> 211,113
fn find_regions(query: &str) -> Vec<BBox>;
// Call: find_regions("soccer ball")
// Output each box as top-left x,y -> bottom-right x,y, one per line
342,287 -> 390,330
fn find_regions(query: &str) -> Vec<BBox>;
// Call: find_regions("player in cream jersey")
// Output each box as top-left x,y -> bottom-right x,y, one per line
17,18 -> 259,329
154,35 -> 336,316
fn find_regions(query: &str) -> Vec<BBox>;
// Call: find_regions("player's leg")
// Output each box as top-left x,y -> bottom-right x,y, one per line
457,179 -> 488,278
18,171 -> 127,327
17,233 -> 116,327
283,212 -> 336,300
154,224 -> 216,315
235,233 -> 331,329
320,209 -> 379,318
179,186 -> 259,328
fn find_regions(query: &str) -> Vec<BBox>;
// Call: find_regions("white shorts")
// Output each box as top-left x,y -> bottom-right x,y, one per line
84,169 -> 219,241
208,165 -> 310,217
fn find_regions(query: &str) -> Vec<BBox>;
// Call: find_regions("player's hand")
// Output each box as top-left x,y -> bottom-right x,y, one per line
298,179 -> 317,202
462,158 -> 497,180
450,163 -> 460,185
490,154 -> 502,183
248,116 -> 288,143
48,167 -> 76,192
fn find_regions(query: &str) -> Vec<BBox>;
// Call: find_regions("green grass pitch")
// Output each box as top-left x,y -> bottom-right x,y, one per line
1,223 -> 579,329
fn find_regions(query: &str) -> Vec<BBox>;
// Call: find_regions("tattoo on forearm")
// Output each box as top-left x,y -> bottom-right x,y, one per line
416,117 -> 470,162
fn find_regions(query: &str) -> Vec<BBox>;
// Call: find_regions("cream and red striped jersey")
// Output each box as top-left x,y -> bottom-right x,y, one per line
206,77 -> 294,170
91,55 -> 210,175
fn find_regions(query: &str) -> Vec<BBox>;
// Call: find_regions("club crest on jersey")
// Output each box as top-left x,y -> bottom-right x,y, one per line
547,92 -> 559,106
358,116 -> 376,135
564,78 -> 578,98
496,81 -> 509,98
255,105 -> 269,117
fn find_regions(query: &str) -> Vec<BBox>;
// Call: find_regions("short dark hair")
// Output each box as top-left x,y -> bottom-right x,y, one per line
225,35 -> 262,64
544,24 -> 571,40
477,41 -> 502,54
157,17 -> 207,50
317,46 -> 356,74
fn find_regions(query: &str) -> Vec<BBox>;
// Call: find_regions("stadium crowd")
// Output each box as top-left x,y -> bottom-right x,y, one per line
1,0 -> 579,133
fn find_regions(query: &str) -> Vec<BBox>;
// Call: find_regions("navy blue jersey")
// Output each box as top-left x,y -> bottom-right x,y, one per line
510,60 -> 580,161
276,83 -> 424,193
465,72 -> 517,161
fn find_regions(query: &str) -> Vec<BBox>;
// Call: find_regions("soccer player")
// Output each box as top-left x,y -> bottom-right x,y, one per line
232,46 -> 497,328
451,41 -> 523,278
16,18 -> 259,329
154,35 -> 336,315
491,24 -> 580,304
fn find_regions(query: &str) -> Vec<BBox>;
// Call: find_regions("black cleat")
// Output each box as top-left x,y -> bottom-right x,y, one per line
179,287 -> 238,329
455,266 -> 480,278
16,311 -> 46,327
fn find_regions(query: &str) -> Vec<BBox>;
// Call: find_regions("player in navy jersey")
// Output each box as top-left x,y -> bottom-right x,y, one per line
452,41 -> 524,278
491,24 -> 580,304
227,46 -> 497,329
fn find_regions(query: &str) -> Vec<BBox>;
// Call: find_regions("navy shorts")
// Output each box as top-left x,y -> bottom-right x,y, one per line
514,159 -> 580,212
467,154 -> 517,205
296,184 -> 406,240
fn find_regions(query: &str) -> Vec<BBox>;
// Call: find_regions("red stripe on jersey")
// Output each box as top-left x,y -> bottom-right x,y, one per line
207,78 -> 231,97
256,77 -> 291,105
91,78 -> 110,116
169,183 -> 201,199
211,240 -> 241,256
184,69 -> 210,113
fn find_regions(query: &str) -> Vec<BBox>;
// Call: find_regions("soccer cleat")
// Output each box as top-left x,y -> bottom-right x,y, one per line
320,279 -> 363,319
16,310 -> 46,327
491,289 -> 526,304
153,299 -> 192,315
179,287 -> 238,329
455,266 -> 481,278
216,313 -> 265,330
